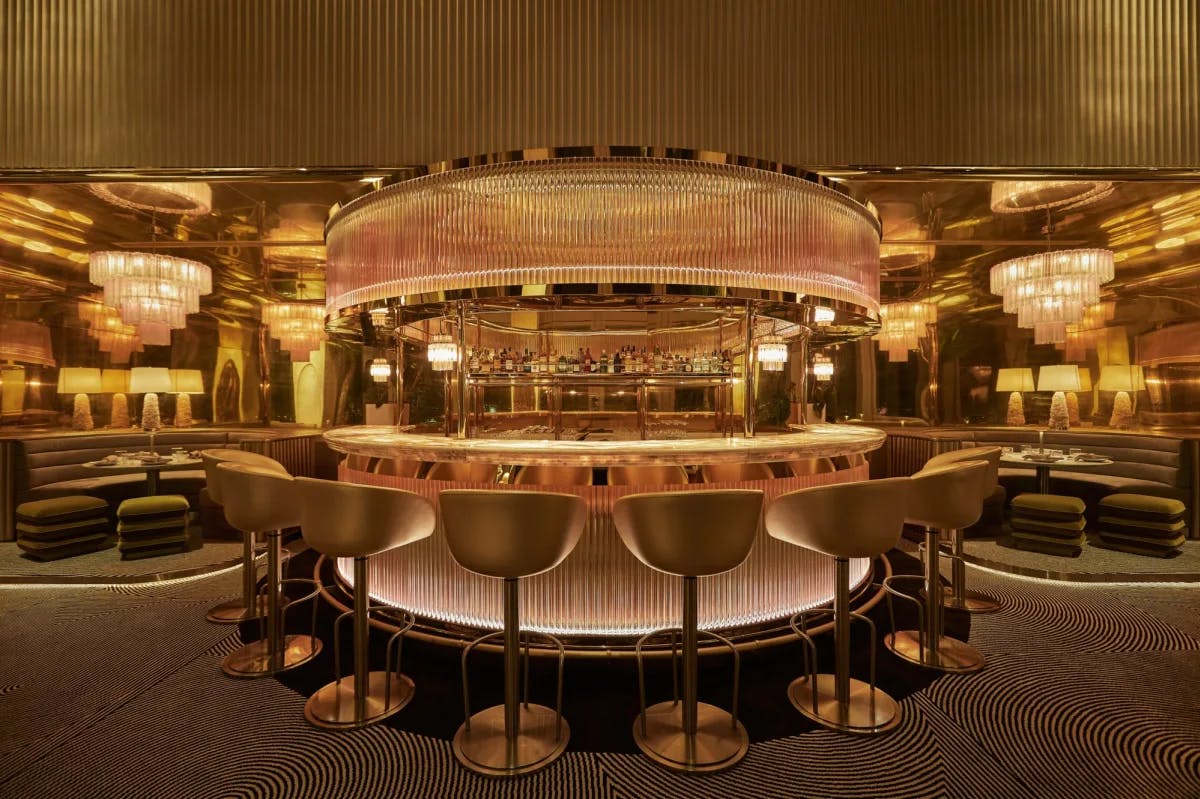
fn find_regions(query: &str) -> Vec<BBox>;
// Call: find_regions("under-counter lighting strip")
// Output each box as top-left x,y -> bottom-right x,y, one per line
0,562 -> 244,589
965,560 -> 1199,588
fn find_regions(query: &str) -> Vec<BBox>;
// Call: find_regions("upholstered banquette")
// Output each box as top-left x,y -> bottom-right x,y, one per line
6,430 -> 267,527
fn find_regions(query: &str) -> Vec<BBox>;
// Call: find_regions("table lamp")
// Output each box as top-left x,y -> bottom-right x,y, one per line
995,367 -> 1035,426
57,367 -> 103,430
170,369 -> 204,427
1036,364 -> 1081,431
1068,367 -> 1092,426
1097,365 -> 1145,428
101,368 -> 131,427
129,367 -> 173,431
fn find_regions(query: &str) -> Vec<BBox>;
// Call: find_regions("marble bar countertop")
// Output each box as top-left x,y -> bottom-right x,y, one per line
323,424 -> 885,466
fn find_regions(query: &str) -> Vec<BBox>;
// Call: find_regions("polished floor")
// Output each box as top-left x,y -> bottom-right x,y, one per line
0,558 -> 1198,798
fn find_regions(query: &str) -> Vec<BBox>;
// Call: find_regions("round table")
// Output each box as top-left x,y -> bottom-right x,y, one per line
82,457 -> 203,496
999,452 -> 1114,494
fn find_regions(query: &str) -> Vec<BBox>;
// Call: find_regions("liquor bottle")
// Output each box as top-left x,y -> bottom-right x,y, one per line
583,348 -> 593,373
721,350 -> 732,373
613,348 -> 623,374
523,349 -> 532,373
469,348 -> 480,373
573,348 -> 583,373
504,349 -> 515,373
600,349 -> 609,374
557,353 -> 567,373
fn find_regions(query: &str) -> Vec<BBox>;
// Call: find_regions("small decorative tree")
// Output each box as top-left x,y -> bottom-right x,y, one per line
71,394 -> 95,431
110,393 -> 130,428
141,392 -> 162,431
1005,392 -> 1026,426
175,392 -> 194,428
1065,391 -> 1080,427
1109,391 -> 1134,428
1047,391 -> 1070,431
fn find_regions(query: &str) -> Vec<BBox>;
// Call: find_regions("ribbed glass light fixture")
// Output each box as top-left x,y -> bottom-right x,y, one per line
427,334 -> 459,371
369,358 -> 391,382
325,157 -> 881,315
261,302 -> 325,361
78,299 -> 144,364
88,252 -> 213,346
756,336 -> 788,372
989,250 -> 1115,344
875,302 -> 937,362
989,180 -> 1113,214
89,182 -> 213,216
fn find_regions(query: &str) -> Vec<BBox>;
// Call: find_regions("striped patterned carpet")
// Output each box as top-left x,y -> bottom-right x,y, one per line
1,560 -> 1198,798
0,541 -> 244,581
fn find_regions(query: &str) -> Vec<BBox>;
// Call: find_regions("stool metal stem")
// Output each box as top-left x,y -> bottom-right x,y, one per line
923,527 -> 942,667
834,557 -> 851,705
242,533 -> 258,609
503,577 -> 521,744
267,529 -> 283,673
354,557 -> 370,722
682,575 -> 698,737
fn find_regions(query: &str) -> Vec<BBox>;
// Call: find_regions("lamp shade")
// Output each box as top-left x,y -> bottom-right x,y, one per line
170,368 -> 204,394
1096,365 -> 1145,392
1037,364 -> 1082,393
129,367 -> 173,394
101,369 -> 130,393
1076,367 -> 1093,393
57,367 -> 103,394
995,367 -> 1035,393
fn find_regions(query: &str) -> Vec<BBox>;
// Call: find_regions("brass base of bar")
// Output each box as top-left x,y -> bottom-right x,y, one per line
304,672 -> 415,730
885,630 -> 985,673
452,703 -> 569,777
205,593 -> 270,624
221,635 -> 322,678
632,701 -> 748,773
940,586 -> 1001,614
787,674 -> 901,734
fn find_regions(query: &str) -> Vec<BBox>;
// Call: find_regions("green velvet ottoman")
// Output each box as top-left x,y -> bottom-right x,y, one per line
1095,494 -> 1188,558
1009,494 -> 1087,557
117,495 -> 191,560
16,496 -> 113,561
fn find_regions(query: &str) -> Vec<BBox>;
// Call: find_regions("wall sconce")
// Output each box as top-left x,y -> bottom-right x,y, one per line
756,336 -> 788,372
427,334 -> 459,371
369,358 -> 391,383
811,353 -> 834,381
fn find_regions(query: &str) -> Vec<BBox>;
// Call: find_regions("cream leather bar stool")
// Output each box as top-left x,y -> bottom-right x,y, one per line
513,464 -> 593,486
440,490 -> 586,777
295,477 -> 436,729
608,464 -> 689,486
883,460 -> 989,674
921,446 -> 1002,613
613,489 -> 764,773
201,449 -> 289,624
766,478 -> 911,734
216,462 -> 322,678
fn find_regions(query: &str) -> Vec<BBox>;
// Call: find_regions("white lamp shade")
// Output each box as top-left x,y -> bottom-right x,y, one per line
1096,365 -> 1145,392
995,367 -> 1035,393
129,366 -> 173,394
101,369 -> 130,393
170,368 -> 204,394
57,368 -> 103,394
1037,364 -> 1082,393
1076,367 -> 1093,393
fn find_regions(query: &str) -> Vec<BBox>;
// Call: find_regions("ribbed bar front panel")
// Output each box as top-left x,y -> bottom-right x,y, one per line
4,0 -> 1197,170
336,464 -> 872,636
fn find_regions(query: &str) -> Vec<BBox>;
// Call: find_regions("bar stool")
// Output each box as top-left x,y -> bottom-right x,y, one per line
883,460 -> 989,674
608,464 -> 689,486
699,462 -> 773,483
216,461 -> 322,678
513,464 -> 593,486
765,478 -> 911,734
440,489 -> 586,777
612,489 -> 764,773
295,477 -> 436,729
921,446 -> 1002,613
201,449 -> 289,624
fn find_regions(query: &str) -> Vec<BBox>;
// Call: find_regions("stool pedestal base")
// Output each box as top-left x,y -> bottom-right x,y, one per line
788,674 -> 901,734
222,634 -> 321,678
453,703 -> 569,777
941,586 -> 1001,614
206,594 -> 269,624
885,630 -> 984,673
305,672 -> 414,729
632,700 -> 748,773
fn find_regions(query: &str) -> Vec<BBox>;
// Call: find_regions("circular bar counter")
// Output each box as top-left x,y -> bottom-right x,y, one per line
323,425 -> 885,643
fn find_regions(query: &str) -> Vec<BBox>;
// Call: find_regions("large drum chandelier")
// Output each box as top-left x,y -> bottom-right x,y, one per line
989,249 -> 1115,344
89,182 -> 213,217
989,180 -> 1112,214
262,302 -> 325,361
875,302 -> 937,362
88,252 -> 213,346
